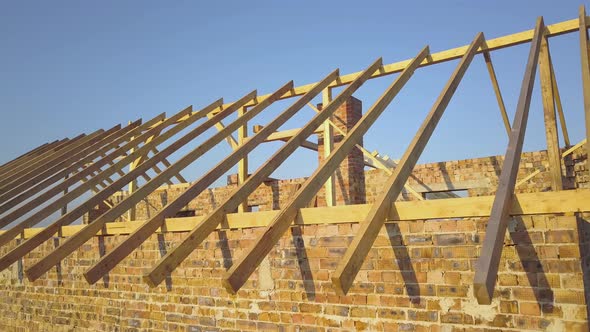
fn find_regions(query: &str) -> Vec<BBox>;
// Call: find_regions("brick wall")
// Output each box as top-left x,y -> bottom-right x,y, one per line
0,213 -> 588,331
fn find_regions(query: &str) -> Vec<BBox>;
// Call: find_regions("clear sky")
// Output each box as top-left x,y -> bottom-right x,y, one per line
1,0 -> 588,184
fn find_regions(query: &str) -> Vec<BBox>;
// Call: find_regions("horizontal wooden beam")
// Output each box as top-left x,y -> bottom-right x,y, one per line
216,16 -> 590,111
5,189 -> 589,239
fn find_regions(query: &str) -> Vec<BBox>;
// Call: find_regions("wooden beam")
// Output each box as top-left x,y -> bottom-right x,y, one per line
208,115 -> 239,149
332,33 -> 484,296
538,34 -> 563,190
483,51 -> 511,135
216,16 -> 590,111
238,106 -> 249,213
307,103 -> 424,201
0,124 -> 135,204
0,141 -> 55,178
549,61 -> 570,147
0,104 -> 204,249
252,126 -> 319,150
83,74 -> 337,285
92,68 -> 349,287
262,127 -> 324,141
562,138 -> 586,158
0,133 -> 95,191
218,57 -> 391,294
580,6 -> 590,172
3,189 -> 590,240
0,138 -> 75,182
474,17 -> 544,305
0,114 -> 165,218
322,88 -> 336,207
25,90 -> 265,281
151,147 -> 188,183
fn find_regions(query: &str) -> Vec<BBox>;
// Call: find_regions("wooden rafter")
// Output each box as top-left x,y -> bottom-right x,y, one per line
223,50 -> 430,294
24,91 -> 259,281
0,141 -> 55,175
0,104 -> 204,252
307,103 -> 424,201
87,70 -> 343,286
473,17 -> 545,305
0,114 -> 165,218
332,33 -> 484,296
71,80 -> 290,282
0,123 -> 138,204
0,137 -> 76,182
0,133 -> 93,190
538,34 -> 563,190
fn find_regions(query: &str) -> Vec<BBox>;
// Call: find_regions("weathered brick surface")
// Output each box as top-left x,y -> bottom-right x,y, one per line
0,213 -> 588,331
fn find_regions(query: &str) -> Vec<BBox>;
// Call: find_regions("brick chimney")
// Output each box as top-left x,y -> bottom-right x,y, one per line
317,96 -> 366,205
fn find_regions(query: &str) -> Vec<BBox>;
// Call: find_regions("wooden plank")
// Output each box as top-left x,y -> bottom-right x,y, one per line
549,61 -> 570,146
252,125 -> 320,150
322,88 -> 336,207
483,51 -> 511,135
538,35 -> 563,190
3,189 -> 590,239
208,115 -> 239,149
223,50 -> 430,294
332,33 -> 484,296
473,17 -> 544,305
24,90 -> 261,281
580,6 -> 590,171
86,70 -> 342,286
0,114 -> 165,217
0,103 -> 204,248
216,16 -> 590,111
0,123 -> 137,203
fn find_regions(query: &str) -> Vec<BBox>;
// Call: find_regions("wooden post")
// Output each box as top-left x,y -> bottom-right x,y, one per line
538,35 -> 563,190
474,17 -> 544,305
238,106 -> 249,213
322,88 -> 336,206
332,33 -> 484,296
579,6 -> 590,169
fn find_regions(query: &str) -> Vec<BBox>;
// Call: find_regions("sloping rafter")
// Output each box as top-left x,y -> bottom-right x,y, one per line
331,32 -> 484,295
473,17 -> 545,305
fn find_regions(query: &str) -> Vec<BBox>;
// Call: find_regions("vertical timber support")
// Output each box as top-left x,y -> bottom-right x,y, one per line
322,88 -> 336,207
539,34 -> 563,190
127,121 -> 138,221
580,6 -> 590,170
238,106 -> 249,213
474,17 -> 544,305
61,174 -> 69,216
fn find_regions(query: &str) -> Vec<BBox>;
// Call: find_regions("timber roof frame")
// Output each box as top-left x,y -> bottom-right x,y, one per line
0,6 -> 589,306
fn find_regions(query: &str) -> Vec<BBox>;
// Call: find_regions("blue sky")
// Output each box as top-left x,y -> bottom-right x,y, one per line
0,0 -> 588,184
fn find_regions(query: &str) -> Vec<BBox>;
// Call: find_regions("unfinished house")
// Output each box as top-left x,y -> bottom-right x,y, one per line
1,5 -> 590,332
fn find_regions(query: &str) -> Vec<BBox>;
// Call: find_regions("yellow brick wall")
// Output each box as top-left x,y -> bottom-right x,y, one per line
0,214 -> 588,331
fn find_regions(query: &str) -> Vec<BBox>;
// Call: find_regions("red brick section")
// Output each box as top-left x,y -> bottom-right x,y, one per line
0,213 -> 588,331
317,96 -> 366,206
